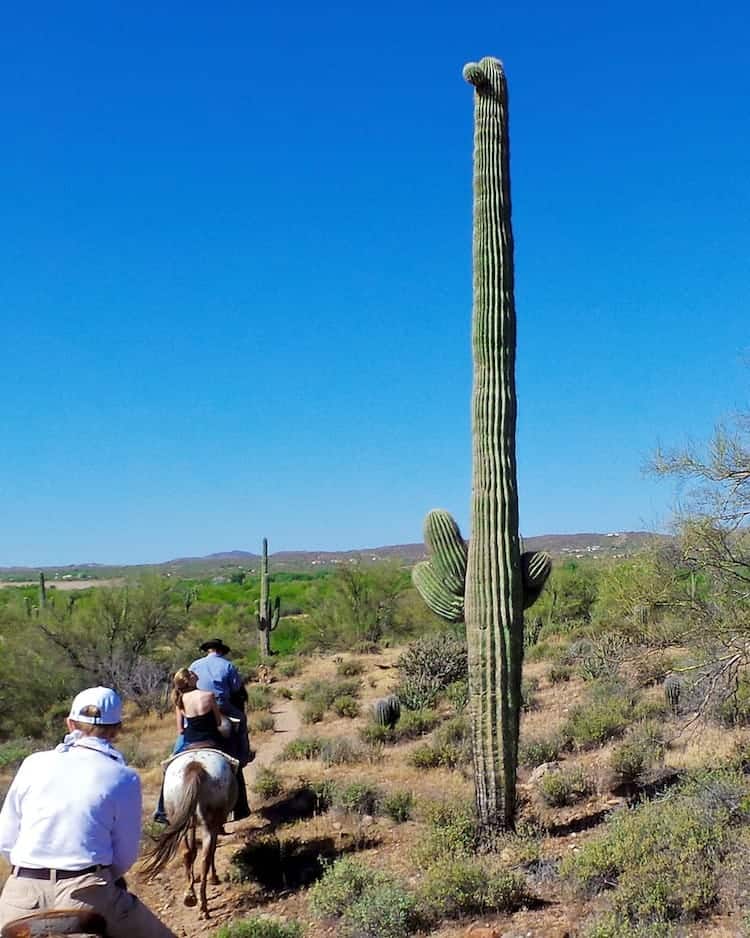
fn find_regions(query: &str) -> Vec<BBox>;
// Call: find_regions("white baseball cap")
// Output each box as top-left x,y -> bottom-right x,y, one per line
69,687 -> 123,725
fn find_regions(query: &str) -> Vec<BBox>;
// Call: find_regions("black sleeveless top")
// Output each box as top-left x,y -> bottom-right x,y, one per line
183,711 -> 223,747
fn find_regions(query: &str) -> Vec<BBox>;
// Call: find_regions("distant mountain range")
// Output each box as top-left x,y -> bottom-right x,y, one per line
0,531 -> 663,582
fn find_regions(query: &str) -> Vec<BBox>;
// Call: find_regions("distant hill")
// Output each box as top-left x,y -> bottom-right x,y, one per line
0,531 -> 663,582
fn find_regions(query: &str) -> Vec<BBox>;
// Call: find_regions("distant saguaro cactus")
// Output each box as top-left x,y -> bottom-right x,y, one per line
373,695 -> 401,730
664,674 -> 682,715
39,572 -> 47,609
463,57 -> 550,837
256,538 -> 280,658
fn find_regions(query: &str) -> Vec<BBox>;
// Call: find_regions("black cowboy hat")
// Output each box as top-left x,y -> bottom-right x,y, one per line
199,638 -> 231,654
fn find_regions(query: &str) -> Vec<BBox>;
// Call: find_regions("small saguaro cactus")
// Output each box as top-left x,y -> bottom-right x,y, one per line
256,538 -> 280,658
39,572 -> 47,609
373,694 -> 401,730
664,674 -> 682,715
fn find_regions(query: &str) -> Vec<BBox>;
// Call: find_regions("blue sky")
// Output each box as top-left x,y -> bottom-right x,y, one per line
1,1 -> 748,566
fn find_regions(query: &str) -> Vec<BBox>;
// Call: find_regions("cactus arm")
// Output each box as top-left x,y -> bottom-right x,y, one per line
412,560 -> 464,622
521,551 -> 552,609
412,509 -> 467,623
271,595 -> 281,631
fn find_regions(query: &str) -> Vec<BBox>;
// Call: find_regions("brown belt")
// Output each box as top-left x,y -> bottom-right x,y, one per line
13,865 -> 109,880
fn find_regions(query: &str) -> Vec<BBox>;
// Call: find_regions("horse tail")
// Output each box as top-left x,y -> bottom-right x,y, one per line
140,761 -> 206,878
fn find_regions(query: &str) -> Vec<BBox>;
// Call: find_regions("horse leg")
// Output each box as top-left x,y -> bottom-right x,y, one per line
183,818 -> 198,907
210,844 -> 220,886
198,824 -> 218,919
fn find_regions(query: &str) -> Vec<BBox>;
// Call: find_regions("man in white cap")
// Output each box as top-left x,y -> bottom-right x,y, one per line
0,686 -> 176,938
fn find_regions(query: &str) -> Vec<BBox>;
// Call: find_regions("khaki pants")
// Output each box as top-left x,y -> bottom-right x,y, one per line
0,868 -> 176,938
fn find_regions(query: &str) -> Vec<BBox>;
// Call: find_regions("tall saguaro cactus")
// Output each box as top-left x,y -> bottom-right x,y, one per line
39,572 -> 47,609
463,55 -> 531,836
256,538 -> 280,658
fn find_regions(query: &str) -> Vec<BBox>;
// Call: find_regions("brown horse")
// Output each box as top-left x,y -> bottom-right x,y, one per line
141,749 -> 238,919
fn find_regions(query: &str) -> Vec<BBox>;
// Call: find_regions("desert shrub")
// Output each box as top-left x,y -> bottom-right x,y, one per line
359,723 -> 393,746
419,857 -> 527,920
319,736 -> 364,766
332,695 -> 360,718
309,858 -> 418,938
712,676 -> 750,727
562,680 -> 638,749
408,744 -> 442,770
280,736 -> 322,760
212,917 -> 303,938
610,722 -> 665,784
118,738 -> 153,769
633,653 -> 675,688
562,774 -> 749,927
335,658 -> 365,677
548,663 -> 572,684
276,658 -> 302,678
632,696 -> 670,721
414,801 -> 478,869
538,766 -> 589,807
445,679 -> 469,711
521,677 -> 540,711
302,701 -> 326,724
306,778 -> 339,813
383,791 -> 414,823
0,739 -> 36,769
333,781 -> 382,817
252,767 -> 283,799
245,685 -> 273,712
395,635 -> 468,710
525,640 -> 555,662
519,734 -> 562,768
249,713 -> 275,733
394,709 -> 440,740
583,914 -> 677,938
275,686 -> 294,700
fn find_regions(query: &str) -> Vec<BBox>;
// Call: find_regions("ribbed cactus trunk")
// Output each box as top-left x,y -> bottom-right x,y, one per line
256,537 -> 280,658
463,56 -> 523,838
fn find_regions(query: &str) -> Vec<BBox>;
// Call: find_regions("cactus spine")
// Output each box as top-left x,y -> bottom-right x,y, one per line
256,538 -> 280,658
462,57 -> 548,837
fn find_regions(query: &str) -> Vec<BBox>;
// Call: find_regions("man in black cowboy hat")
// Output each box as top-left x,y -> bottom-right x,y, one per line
188,639 -> 251,819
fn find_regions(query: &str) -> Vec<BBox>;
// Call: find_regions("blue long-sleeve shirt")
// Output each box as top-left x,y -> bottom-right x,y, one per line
189,652 -> 243,712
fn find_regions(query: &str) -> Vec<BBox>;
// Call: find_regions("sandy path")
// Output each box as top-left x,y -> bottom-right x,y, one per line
138,696 -> 302,936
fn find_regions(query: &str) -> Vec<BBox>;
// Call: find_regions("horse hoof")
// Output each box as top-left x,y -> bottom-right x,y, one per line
183,893 -> 197,907
210,875 -> 220,885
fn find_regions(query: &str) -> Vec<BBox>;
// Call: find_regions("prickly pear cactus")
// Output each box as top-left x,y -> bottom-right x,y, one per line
256,538 -> 280,658
462,56 -> 549,836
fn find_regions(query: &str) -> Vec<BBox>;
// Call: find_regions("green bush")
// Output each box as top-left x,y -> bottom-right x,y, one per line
445,679 -> 469,711
332,695 -> 360,718
562,681 -> 638,749
562,774 -> 748,927
583,914 -> 677,938
413,802 -> 477,869
252,767 -> 283,799
245,685 -> 273,712
519,734 -> 562,768
395,635 -> 467,710
359,723 -> 393,746
335,658 -> 365,677
538,766 -> 589,807
394,709 -> 440,741
319,736 -> 364,766
276,657 -> 302,678
211,917 -> 303,938
275,686 -> 294,700
0,739 -> 35,770
249,713 -> 275,733
609,722 -> 665,784
521,677 -> 540,711
548,663 -> 573,684
333,781 -> 382,817
382,791 -> 414,823
280,736 -> 322,760
712,677 -> 750,727
408,744 -> 441,770
633,653 -> 675,688
302,701 -> 326,724
419,857 -> 526,920
309,858 -> 418,938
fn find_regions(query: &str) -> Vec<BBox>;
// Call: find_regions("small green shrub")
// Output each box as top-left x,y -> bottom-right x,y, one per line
0,739 -> 35,770
302,701 -> 326,724
333,781 -> 382,817
335,658 -> 365,677
633,653 -> 675,688
212,917 -> 303,938
609,722 -> 665,784
394,709 -> 440,740
276,686 -> 294,700
419,857 -> 527,920
445,679 -> 469,711
245,685 -> 273,712
276,658 -> 302,678
562,681 -> 638,749
583,914 -> 677,938
332,695 -> 360,718
519,734 -> 562,768
413,802 -> 477,869
299,677 -> 361,706
521,677 -> 540,711
280,736 -> 322,760
359,723 -> 393,746
712,677 -> 750,727
548,664 -> 573,684
395,635 -> 467,710
382,791 -> 414,823
252,767 -> 284,799
309,857 -> 379,918
319,736 -> 364,766
249,713 -> 275,734
408,744 -> 441,769
538,766 -> 589,807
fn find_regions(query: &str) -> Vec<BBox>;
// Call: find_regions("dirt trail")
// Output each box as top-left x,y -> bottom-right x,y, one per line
138,696 -> 302,937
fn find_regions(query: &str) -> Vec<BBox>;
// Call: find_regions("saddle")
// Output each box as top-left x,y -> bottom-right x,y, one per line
160,746 -> 239,770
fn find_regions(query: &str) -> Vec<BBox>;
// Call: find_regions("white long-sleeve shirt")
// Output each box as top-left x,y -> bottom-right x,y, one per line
0,736 -> 141,879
